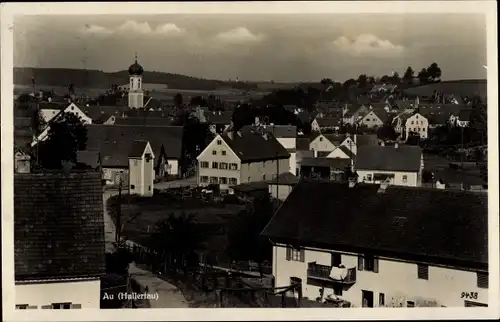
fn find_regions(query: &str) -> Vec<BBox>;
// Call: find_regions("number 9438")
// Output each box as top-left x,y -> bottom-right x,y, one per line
461,292 -> 478,300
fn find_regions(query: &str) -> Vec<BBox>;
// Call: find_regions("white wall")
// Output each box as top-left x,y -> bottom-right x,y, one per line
310,135 -> 336,154
268,184 -> 293,200
15,279 -> 101,309
272,245 -> 488,308
405,113 -> 429,139
327,148 -> 350,159
356,170 -> 419,187
276,137 -> 296,173
359,111 -> 384,129
240,158 -> 290,183
40,109 -> 61,123
167,159 -> 179,176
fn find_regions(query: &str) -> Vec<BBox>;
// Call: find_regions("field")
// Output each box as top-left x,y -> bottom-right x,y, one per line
403,79 -> 487,100
423,153 -> 486,187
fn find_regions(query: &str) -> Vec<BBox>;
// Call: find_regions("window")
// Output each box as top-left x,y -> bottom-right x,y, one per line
131,185 -> 135,190
477,272 -> 488,288
286,246 -> 304,262
411,121 -> 414,125
212,150 -> 217,155
263,175 -> 266,180
145,153 -> 151,162
407,301 -> 415,308
229,163 -> 238,170
16,304 -> 28,309
210,176 -> 218,184
229,178 -> 237,185
148,186 -> 151,191
219,162 -> 228,170
217,139 -> 222,145
200,161 -> 209,168
366,118 -> 370,122
248,177 -> 251,182
222,151 -> 226,156
211,162 -> 218,169
219,177 -> 228,185
319,137 -> 323,142
333,284 -> 343,296
262,161 -> 266,168
51,303 -> 72,309
417,264 -> 429,280
200,176 -> 208,183
358,254 -> 379,273
402,175 -> 408,183
379,293 -> 385,307
366,174 -> 373,181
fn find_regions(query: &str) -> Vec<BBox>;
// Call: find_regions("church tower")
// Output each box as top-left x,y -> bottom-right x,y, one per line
128,55 -> 144,109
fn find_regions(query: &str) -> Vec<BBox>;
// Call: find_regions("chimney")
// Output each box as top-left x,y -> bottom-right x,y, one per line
394,143 -> 399,149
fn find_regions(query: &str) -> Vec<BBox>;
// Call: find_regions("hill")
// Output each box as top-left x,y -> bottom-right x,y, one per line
14,67 -> 259,91
403,80 -> 487,100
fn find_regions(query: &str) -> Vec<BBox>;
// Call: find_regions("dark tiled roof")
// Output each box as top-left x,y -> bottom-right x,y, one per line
323,134 -> 347,146
114,117 -> 173,126
355,134 -> 379,147
316,115 -> 341,127
205,111 -> 233,124
356,145 -> 422,172
265,172 -> 299,186
296,137 -> 310,150
85,124 -> 183,166
262,181 -> 488,268
264,125 -> 297,138
77,150 -> 100,168
129,140 -> 149,158
14,172 -> 106,281
301,157 -> 351,169
221,126 -> 290,163
337,145 -> 355,159
371,107 -> 390,123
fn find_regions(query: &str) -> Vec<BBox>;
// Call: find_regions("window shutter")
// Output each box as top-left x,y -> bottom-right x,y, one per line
27,305 -> 38,309
358,255 -> 364,271
286,246 -> 291,261
71,304 -> 82,309
373,257 -> 379,273
300,248 -> 305,262
41,305 -> 51,309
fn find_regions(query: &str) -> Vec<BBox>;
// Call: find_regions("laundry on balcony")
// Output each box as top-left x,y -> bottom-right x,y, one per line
329,265 -> 348,280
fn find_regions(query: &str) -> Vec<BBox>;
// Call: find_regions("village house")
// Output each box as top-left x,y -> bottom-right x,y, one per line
203,109 -> 234,134
392,111 -> 429,140
128,141 -> 155,197
196,125 -> 290,192
455,109 -> 473,127
299,157 -> 352,182
357,108 -> 390,129
84,124 -> 183,185
355,143 -> 424,187
264,125 -> 297,173
267,172 -> 299,201
310,115 -> 342,132
342,104 -> 370,125
261,180 -> 488,308
32,102 -> 93,147
309,133 -> 357,157
14,171 -> 106,309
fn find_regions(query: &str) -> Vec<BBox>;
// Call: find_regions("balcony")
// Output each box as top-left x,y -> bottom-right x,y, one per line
307,263 -> 356,285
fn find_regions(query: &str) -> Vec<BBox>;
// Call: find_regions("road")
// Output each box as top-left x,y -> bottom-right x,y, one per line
102,176 -> 197,253
129,262 -> 189,308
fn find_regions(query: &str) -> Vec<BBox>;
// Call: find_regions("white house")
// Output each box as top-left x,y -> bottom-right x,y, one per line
128,140 -> 155,197
262,181 -> 489,308
403,112 -> 429,140
14,172 -> 105,309
264,125 -> 297,173
196,126 -> 290,192
355,144 -> 423,187
342,104 -> 370,125
32,102 -> 93,147
357,108 -> 389,129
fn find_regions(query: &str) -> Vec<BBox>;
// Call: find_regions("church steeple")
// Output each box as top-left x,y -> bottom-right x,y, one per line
128,55 -> 144,108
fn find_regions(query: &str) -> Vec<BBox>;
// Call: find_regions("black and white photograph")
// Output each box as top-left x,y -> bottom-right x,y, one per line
1,1 -> 498,320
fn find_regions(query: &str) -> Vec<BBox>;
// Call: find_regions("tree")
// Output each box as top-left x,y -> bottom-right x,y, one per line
377,124 -> 397,141
174,93 -> 183,108
417,68 -> 429,85
37,112 -> 88,169
426,63 -> 442,83
380,75 -> 391,84
390,72 -> 401,85
357,74 -> 368,88
403,66 -> 415,84
320,78 -> 334,85
468,96 -> 487,145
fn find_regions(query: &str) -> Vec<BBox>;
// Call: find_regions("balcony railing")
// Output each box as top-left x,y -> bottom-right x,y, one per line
307,263 -> 356,284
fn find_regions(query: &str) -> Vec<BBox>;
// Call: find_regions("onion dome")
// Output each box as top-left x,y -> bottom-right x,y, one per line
128,58 -> 144,76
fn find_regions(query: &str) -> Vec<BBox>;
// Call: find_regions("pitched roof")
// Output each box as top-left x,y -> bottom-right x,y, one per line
337,145 -> 355,159
316,115 -> 342,127
323,134 -> 348,146
264,125 -> 297,138
14,172 -> 106,281
265,172 -> 299,186
77,150 -> 100,168
355,134 -> 379,147
356,145 -> 422,172
370,107 -> 390,123
129,140 -> 149,158
85,124 -> 183,166
220,126 -> 290,163
296,137 -> 310,150
205,110 -> 233,124
300,157 -> 351,169
261,181 -> 488,268
114,116 -> 173,126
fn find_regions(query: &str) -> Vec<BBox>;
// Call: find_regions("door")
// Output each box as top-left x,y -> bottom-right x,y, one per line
362,290 -> 374,307
331,253 -> 342,267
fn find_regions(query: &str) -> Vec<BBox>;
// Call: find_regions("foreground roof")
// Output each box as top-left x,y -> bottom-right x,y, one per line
262,181 -> 488,268
14,172 -> 106,281
356,145 -> 422,172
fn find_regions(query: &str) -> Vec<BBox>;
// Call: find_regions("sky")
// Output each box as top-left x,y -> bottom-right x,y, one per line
13,14 -> 487,82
